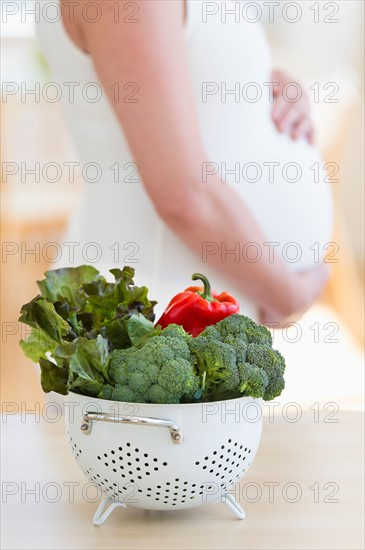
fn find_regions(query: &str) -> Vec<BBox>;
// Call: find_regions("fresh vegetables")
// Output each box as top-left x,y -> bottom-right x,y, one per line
104,325 -> 199,404
190,315 -> 285,402
19,266 -> 158,396
156,273 -> 239,336
19,266 -> 286,403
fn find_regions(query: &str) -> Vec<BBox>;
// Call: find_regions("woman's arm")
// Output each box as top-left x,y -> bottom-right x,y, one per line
70,0 -> 328,324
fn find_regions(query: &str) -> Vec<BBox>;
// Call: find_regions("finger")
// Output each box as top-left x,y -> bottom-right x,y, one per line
291,116 -> 313,141
307,127 -> 316,144
279,104 -> 306,133
272,94 -> 293,125
271,73 -> 284,98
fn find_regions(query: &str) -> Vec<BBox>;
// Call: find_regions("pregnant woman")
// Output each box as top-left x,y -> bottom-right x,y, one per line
36,0 -> 333,325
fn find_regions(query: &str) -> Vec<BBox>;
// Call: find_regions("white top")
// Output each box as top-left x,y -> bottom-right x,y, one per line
36,0 -> 333,319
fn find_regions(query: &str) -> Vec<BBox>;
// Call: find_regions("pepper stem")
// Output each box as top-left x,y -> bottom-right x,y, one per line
191,273 -> 215,302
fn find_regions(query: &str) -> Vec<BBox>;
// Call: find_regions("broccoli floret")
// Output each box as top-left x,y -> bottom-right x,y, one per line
147,384 -> 180,404
223,335 -> 248,362
98,384 -> 114,400
111,384 -> 145,403
246,343 -> 285,400
215,315 -> 250,342
189,336 -> 240,400
199,325 -> 223,342
128,371 -> 153,395
238,361 -> 269,398
158,358 -> 199,397
204,317 -> 248,362
162,335 -> 192,362
245,321 -> 273,346
215,314 -> 272,346
107,331 -> 200,404
160,324 -> 190,340
107,349 -> 130,385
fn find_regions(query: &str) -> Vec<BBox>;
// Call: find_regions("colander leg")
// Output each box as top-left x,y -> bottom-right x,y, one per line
223,493 -> 245,520
92,497 -> 127,526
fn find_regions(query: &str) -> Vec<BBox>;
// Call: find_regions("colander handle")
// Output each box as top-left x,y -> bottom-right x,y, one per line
80,411 -> 184,444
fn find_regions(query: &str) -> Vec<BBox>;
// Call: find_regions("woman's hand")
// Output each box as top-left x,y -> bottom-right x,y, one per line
271,69 -> 315,144
259,263 -> 330,327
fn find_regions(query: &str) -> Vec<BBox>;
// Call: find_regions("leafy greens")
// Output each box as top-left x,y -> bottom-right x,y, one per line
19,265 -> 158,396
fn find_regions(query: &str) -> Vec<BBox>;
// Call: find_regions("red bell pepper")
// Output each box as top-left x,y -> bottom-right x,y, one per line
156,273 -> 239,337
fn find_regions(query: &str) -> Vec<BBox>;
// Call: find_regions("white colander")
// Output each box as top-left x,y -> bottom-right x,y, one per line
64,392 -> 263,524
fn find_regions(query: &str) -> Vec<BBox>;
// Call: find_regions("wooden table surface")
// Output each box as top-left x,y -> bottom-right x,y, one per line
1,410 -> 364,550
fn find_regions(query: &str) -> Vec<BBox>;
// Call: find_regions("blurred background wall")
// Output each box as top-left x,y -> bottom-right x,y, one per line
1,0 -> 364,407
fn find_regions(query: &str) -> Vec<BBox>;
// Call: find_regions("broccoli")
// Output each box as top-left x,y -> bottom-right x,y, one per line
223,335 -> 248,362
195,314 -> 284,401
246,343 -> 285,400
160,324 -> 190,340
111,384 -> 145,403
107,333 -> 200,404
147,384 -> 180,405
215,314 -> 272,346
238,361 -> 269,399
203,318 -> 249,362
158,359 -> 198,396
199,325 -> 223,342
107,347 -> 133,385
106,314 -> 285,404
189,336 -> 240,401
98,384 -> 114,400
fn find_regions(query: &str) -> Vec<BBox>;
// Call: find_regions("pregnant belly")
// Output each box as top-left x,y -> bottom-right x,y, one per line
208,118 -> 334,272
